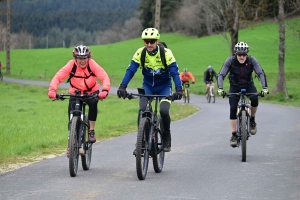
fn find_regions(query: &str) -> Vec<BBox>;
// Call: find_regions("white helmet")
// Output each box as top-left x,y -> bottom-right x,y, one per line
234,42 -> 249,53
141,28 -> 160,40
73,45 -> 91,58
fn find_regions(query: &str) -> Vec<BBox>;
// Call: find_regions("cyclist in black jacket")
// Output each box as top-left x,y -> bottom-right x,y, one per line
217,41 -> 268,147
204,65 -> 217,95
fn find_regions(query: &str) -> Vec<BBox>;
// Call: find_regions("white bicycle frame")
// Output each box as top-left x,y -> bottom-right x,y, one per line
209,85 -> 214,96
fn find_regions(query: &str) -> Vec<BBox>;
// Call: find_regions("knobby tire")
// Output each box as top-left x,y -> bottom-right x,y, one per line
136,118 -> 150,180
187,89 -> 190,103
241,111 -> 247,162
152,116 -> 165,173
81,114 -> 92,170
69,116 -> 80,177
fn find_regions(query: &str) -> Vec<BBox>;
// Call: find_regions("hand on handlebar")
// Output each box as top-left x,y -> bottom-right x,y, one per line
98,90 -> 108,100
172,88 -> 183,100
260,87 -> 269,97
117,85 -> 127,99
217,88 -> 225,96
48,90 -> 57,99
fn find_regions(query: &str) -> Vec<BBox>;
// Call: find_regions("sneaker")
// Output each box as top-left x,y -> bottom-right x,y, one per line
88,130 -> 96,143
230,135 -> 238,147
250,121 -> 257,135
163,131 -> 171,152
66,148 -> 70,158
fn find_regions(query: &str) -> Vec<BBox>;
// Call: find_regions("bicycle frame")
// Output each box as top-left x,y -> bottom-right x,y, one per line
138,95 -> 168,154
225,89 -> 260,141
183,82 -> 189,97
235,90 -> 251,140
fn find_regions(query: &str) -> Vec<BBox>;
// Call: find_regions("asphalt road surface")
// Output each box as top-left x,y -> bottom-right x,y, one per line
1,77 -> 300,200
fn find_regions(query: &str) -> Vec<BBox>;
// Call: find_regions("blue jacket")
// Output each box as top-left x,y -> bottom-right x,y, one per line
120,46 -> 182,91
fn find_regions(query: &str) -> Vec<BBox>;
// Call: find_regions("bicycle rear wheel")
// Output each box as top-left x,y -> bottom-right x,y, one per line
69,116 -> 80,177
152,116 -> 165,173
82,114 -> 92,170
136,117 -> 150,180
241,111 -> 247,162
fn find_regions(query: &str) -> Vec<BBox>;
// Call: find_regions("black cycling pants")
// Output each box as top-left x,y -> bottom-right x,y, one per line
68,95 -> 99,121
229,83 -> 258,120
138,97 -> 171,132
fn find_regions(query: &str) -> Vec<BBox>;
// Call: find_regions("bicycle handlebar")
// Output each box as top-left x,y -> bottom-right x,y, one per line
126,93 -> 174,101
54,93 -> 101,101
223,92 -> 262,98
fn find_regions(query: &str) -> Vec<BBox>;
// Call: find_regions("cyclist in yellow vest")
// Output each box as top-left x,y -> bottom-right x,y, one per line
117,28 -> 183,152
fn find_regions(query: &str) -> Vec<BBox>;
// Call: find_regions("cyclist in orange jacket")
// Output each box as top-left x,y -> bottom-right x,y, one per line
48,45 -> 110,147
180,68 -> 195,86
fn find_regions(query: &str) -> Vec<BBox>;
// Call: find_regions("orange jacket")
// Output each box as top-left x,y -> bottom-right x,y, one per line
180,72 -> 195,82
49,59 -> 110,94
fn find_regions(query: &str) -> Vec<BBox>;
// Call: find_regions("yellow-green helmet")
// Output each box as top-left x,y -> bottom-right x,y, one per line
141,28 -> 160,40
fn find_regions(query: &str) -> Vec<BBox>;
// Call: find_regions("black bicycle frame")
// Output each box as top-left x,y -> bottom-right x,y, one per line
236,89 -> 251,138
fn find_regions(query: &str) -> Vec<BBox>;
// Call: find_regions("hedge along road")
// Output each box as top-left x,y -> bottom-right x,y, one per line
1,77 -> 300,200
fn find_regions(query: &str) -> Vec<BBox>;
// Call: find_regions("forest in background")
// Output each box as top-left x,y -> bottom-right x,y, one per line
0,0 -> 299,50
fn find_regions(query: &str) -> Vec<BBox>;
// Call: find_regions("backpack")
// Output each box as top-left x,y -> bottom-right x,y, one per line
66,63 -> 96,92
140,44 -> 168,69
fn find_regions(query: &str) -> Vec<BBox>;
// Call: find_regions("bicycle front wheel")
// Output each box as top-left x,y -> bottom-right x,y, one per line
69,116 -> 80,177
183,88 -> 187,103
241,111 -> 247,162
187,89 -> 190,103
136,118 -> 150,180
152,116 -> 165,173
82,114 -> 92,170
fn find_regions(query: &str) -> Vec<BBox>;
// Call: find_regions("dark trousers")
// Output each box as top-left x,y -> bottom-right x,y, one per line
229,83 -> 258,120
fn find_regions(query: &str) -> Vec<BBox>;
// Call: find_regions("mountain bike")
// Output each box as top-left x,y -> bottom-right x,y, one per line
224,89 -> 262,162
206,82 -> 215,103
182,82 -> 190,103
55,90 -> 99,177
127,89 -> 173,180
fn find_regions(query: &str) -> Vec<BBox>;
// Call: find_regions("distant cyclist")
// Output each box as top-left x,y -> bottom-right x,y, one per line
180,68 -> 195,86
217,41 -> 268,147
204,66 -> 217,95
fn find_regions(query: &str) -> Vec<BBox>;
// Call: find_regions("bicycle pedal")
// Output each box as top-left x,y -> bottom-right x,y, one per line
79,148 -> 84,155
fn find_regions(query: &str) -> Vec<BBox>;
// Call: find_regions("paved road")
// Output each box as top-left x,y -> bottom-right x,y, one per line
1,77 -> 300,200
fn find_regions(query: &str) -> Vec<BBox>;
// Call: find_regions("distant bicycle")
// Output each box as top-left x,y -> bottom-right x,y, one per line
206,82 -> 215,103
55,90 -> 99,177
127,89 -> 173,180
0,69 -> 3,81
224,89 -> 262,162
182,82 -> 190,103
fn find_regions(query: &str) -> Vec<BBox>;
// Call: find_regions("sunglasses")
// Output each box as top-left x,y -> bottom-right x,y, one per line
76,57 -> 88,60
237,54 -> 247,57
144,40 -> 157,44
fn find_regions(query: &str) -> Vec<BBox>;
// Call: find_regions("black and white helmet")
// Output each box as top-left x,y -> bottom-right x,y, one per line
73,45 -> 91,59
234,42 -> 249,54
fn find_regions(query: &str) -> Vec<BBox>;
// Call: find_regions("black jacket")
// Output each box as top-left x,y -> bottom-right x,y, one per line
217,55 -> 267,88
204,70 -> 217,83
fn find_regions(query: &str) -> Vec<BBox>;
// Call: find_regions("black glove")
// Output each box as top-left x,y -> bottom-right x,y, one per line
192,82 -> 195,84
117,84 -> 127,99
172,88 -> 183,100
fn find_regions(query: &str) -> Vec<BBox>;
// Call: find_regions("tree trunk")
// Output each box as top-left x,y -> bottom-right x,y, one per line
226,0 -> 240,55
272,0 -> 289,99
